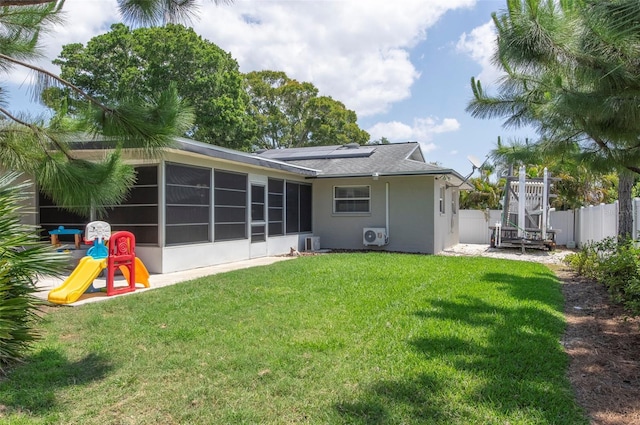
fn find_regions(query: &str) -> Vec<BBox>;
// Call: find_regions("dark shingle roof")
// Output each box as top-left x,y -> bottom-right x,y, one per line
257,142 -> 465,181
66,137 -> 318,176
175,138 -> 316,176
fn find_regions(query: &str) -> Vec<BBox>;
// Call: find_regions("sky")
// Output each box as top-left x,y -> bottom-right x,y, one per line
6,0 -> 535,176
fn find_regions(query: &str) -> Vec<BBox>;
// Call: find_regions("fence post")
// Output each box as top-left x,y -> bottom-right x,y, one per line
615,200 -> 619,239
634,198 -> 640,241
599,203 -> 605,242
568,209 -> 576,248
581,206 -> 590,248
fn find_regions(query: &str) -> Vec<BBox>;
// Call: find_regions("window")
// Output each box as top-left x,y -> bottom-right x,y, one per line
286,182 -> 299,233
39,165 -> 160,245
299,184 -> 312,232
251,184 -> 266,242
439,185 -> 446,214
105,165 -> 159,244
165,163 -> 210,245
39,193 -> 89,243
214,170 -> 247,241
286,182 -> 312,234
334,186 -> 370,213
268,179 -> 284,236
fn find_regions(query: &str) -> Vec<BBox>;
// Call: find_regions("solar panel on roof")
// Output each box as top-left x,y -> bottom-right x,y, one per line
261,146 -> 376,161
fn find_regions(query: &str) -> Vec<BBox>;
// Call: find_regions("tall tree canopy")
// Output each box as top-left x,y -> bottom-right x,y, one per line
50,23 -> 254,150
245,70 -> 369,149
467,0 -> 640,237
0,2 -> 193,214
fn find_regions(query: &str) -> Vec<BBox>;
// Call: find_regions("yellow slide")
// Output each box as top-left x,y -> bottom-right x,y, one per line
48,256 -> 107,305
119,257 -> 151,288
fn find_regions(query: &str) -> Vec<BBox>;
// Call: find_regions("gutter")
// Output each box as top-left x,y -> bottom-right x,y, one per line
306,169 -> 472,189
305,169 -> 459,179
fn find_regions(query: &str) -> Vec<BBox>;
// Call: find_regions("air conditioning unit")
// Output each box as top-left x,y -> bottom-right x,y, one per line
363,227 -> 388,246
305,236 -> 321,252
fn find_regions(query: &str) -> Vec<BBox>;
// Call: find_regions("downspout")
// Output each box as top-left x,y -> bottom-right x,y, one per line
385,182 -> 390,244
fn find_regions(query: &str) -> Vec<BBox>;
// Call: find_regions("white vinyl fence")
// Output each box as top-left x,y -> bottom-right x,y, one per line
459,199 -> 640,248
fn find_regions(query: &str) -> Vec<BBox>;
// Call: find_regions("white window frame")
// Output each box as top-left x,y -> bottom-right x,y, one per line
333,185 -> 371,214
439,185 -> 446,215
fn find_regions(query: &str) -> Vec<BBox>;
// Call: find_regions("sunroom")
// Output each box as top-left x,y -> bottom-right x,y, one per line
37,138 -> 317,273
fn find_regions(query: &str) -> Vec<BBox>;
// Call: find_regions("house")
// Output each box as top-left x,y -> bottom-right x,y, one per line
34,139 -> 470,274
257,142 -> 469,255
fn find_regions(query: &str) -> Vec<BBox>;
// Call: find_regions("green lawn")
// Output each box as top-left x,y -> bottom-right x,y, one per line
1,253 -> 587,424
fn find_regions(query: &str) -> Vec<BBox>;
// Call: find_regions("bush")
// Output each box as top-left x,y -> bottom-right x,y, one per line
564,243 -> 600,279
564,237 -> 640,316
0,173 -> 66,373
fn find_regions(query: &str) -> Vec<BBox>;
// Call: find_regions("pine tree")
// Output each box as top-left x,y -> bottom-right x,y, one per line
467,0 -> 640,238
0,1 -> 194,214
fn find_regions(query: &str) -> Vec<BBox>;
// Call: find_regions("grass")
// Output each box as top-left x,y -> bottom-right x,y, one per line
0,253 -> 587,424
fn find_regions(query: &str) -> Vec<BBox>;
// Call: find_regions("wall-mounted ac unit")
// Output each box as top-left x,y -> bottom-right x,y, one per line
363,227 -> 388,246
305,236 -> 321,251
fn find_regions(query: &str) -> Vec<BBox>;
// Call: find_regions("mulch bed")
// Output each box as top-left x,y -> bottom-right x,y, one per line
557,266 -> 640,424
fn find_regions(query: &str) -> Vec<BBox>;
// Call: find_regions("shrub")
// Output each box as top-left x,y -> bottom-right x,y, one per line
0,172 -> 66,373
564,242 -> 600,279
564,237 -> 640,316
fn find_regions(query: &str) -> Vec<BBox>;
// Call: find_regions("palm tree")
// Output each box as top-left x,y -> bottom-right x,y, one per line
467,0 -> 640,238
117,0 -> 233,27
0,172 -> 67,372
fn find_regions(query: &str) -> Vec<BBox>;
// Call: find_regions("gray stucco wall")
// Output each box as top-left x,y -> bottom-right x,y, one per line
311,176 -> 437,253
432,181 -> 460,253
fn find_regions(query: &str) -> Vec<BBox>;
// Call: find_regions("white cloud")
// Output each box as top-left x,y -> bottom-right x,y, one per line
6,0 -> 480,119
366,116 -> 460,154
421,142 -> 438,153
194,0 -> 476,116
456,20 -> 503,87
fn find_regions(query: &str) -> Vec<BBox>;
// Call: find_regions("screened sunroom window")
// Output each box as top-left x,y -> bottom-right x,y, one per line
165,163 -> 211,245
214,170 -> 247,241
286,182 -> 312,233
251,184 -> 266,242
268,178 -> 284,236
334,185 -> 370,213
40,165 -> 160,245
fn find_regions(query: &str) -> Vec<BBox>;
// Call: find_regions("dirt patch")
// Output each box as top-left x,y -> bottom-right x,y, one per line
557,266 -> 640,425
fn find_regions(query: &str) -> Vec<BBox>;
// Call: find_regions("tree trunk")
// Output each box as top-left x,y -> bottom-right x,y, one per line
618,170 -> 634,239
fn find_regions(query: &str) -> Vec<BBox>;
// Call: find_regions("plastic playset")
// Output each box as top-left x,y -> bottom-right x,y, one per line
48,221 -> 150,304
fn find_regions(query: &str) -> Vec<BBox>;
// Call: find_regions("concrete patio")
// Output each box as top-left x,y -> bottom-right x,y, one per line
36,256 -> 296,306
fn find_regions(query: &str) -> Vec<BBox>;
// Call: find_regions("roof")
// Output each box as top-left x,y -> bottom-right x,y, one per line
173,138 -> 317,176
257,142 -> 470,185
68,137 -> 470,186
69,137 -> 318,177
